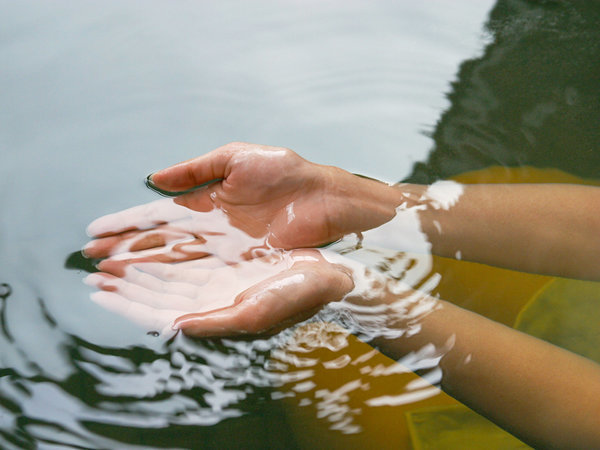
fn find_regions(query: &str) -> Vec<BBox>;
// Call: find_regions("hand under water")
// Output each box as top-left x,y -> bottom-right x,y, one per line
83,142 -> 412,337
84,248 -> 355,337
85,142 -> 405,257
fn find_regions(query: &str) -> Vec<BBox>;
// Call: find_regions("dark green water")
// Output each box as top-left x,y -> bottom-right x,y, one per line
1,1 -> 599,448
406,0 -> 600,184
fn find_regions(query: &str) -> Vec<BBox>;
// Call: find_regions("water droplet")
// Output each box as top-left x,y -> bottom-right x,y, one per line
147,330 -> 159,337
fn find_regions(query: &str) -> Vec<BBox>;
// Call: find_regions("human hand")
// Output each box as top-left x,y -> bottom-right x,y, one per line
125,142 -> 404,249
84,248 -> 355,337
81,142 -> 425,337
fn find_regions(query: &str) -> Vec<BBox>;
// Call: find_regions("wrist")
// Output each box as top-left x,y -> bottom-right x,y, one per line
321,165 -> 427,235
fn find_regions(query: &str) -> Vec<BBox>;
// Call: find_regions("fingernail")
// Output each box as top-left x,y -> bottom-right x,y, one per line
82,241 -> 95,257
145,173 -> 156,188
145,172 -> 180,197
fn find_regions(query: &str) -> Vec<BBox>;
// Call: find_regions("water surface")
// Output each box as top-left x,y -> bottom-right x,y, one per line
2,0 -> 598,448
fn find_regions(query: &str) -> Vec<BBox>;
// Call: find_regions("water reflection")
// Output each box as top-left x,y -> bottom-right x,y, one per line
0,328 -> 298,448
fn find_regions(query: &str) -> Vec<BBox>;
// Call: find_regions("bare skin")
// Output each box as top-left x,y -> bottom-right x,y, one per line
85,142 -> 600,448
418,183 -> 600,280
90,142 -> 403,248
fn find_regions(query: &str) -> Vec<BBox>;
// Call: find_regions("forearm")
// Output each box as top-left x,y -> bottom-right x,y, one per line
340,174 -> 600,280
417,183 -> 600,280
372,297 -> 600,449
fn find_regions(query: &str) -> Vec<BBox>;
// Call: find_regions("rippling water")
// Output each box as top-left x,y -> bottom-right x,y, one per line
2,0 -> 599,448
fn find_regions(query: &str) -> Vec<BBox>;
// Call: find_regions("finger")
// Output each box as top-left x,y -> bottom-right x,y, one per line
90,265 -> 203,298
132,262 -> 240,288
86,206 -> 264,262
134,256 -> 290,304
96,239 -> 212,275
86,198 -> 190,237
174,265 -> 352,337
150,143 -> 237,192
83,226 -> 197,259
85,272 -> 199,310
90,290 -> 185,334
87,266 -> 243,314
132,259 -> 222,284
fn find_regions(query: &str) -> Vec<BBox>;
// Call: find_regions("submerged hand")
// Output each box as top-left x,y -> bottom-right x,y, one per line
81,142 -> 420,337
84,198 -> 268,263
85,249 -> 355,337
85,142 -> 405,258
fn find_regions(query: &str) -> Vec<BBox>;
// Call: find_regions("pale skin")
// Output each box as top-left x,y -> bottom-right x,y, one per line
84,142 -> 600,448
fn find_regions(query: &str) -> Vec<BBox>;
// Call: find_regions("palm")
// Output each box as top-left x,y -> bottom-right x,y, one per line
85,248 -> 353,337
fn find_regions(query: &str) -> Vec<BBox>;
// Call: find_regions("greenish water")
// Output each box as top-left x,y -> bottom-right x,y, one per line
406,0 -> 600,184
1,1 -> 599,448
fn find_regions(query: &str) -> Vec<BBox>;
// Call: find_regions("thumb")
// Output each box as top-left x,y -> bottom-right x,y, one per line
148,144 -> 234,193
173,265 -> 353,337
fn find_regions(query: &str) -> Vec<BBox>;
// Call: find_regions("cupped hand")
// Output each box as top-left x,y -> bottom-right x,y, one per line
84,142 -> 404,260
84,248 -> 355,337
81,142 -> 419,337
